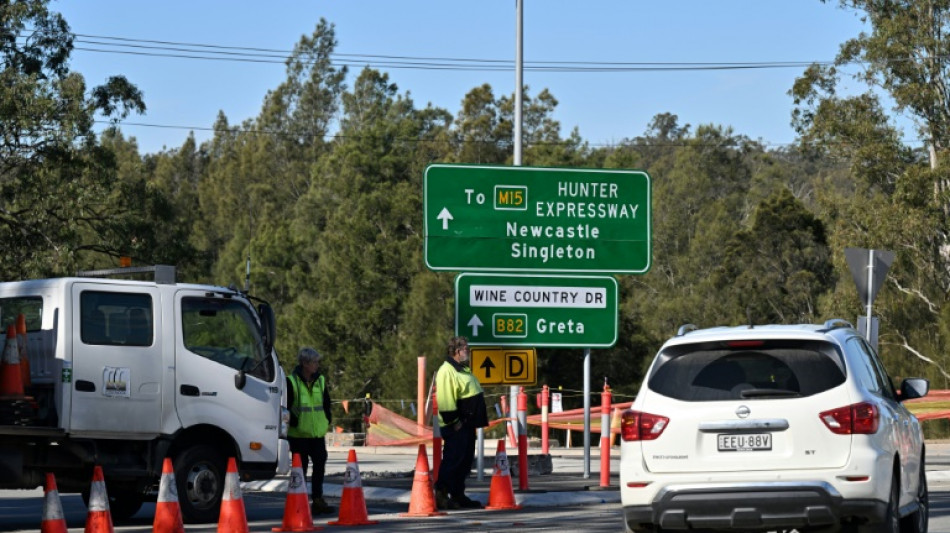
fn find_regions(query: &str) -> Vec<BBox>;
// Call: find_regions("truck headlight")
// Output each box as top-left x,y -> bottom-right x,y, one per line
279,406 -> 290,438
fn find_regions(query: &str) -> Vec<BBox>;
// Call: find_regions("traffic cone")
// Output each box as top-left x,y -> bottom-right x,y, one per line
217,457 -> 248,533
16,314 -> 30,389
272,453 -> 321,532
16,314 -> 30,388
0,324 -> 24,398
41,473 -> 67,533
153,457 -> 185,533
85,465 -> 115,533
485,440 -> 521,510
399,444 -> 445,517
327,450 -> 378,526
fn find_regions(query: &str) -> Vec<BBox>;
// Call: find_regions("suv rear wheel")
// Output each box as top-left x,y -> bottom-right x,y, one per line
856,470 -> 899,533
900,458 -> 928,533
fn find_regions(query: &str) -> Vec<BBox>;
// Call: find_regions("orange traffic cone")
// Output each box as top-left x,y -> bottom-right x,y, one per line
399,444 -> 445,517
16,314 -> 30,389
327,450 -> 378,526
85,465 -> 115,533
217,457 -> 248,533
153,458 -> 184,533
485,440 -> 521,510
41,473 -> 68,533
0,324 -> 24,398
272,453 -> 321,532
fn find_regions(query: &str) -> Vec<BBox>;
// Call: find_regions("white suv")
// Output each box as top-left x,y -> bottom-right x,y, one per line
620,320 -> 929,533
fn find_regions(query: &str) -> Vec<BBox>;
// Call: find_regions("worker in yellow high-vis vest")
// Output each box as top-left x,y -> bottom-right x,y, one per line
286,347 -> 334,515
434,336 -> 489,510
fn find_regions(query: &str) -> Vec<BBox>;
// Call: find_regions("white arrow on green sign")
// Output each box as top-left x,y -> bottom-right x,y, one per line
424,164 -> 651,274
455,273 -> 618,348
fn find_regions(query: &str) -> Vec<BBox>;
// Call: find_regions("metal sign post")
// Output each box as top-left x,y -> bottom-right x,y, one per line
844,247 -> 894,351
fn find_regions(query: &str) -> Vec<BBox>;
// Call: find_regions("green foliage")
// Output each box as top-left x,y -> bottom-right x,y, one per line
709,188 -> 834,324
13,0 -> 950,417
794,0 -> 950,387
0,0 -> 149,278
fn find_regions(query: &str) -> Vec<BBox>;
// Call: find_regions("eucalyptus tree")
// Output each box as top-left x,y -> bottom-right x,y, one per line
141,134 -> 211,281
0,0 -> 145,279
792,0 -> 950,381
451,83 -> 510,164
501,87 -> 590,167
709,188 -> 834,324
196,20 -> 346,307
286,67 -> 454,409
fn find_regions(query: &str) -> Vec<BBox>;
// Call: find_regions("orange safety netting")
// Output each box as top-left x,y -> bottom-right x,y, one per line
364,403 -> 430,446
534,401 -> 634,434
364,389 -> 950,446
364,400 -> 635,446
906,388 -> 950,421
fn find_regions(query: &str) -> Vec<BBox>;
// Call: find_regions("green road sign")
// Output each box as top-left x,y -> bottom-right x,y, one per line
424,164 -> 651,274
455,273 -> 618,348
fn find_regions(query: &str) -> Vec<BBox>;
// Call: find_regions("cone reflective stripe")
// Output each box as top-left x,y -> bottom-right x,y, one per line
85,465 -> 115,533
41,473 -> 67,533
0,324 -> 24,397
16,314 -> 30,389
153,458 -> 184,533
327,450 -> 378,526
485,440 -> 520,510
217,457 -> 249,533
273,453 -> 321,532
399,444 -> 445,517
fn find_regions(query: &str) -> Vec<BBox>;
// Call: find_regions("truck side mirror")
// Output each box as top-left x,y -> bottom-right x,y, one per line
235,371 -> 246,390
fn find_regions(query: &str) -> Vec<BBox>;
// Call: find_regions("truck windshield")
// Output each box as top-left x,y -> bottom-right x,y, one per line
181,297 -> 272,381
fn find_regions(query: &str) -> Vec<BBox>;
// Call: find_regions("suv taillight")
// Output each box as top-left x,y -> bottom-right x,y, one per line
621,410 -> 669,441
819,402 -> 879,434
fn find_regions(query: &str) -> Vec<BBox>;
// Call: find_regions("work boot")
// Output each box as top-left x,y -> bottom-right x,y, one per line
311,496 -> 335,515
435,487 -> 459,510
456,495 -> 484,509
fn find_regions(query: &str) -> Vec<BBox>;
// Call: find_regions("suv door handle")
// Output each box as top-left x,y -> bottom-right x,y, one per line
180,384 -> 200,396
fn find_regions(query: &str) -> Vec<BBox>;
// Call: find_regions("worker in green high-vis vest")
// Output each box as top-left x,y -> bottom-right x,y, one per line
434,336 -> 488,510
286,347 -> 334,515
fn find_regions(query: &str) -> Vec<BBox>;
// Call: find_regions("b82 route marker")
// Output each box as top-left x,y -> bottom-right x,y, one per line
424,164 -> 651,274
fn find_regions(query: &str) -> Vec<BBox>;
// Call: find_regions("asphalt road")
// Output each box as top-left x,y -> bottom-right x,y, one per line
3,444 -> 950,532
4,486 -> 950,533
1,489 -> 624,532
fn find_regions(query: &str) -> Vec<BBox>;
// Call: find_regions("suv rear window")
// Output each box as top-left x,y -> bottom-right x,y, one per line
648,339 -> 846,401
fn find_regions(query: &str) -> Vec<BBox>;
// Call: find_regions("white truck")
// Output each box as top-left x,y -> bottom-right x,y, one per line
0,265 -> 290,523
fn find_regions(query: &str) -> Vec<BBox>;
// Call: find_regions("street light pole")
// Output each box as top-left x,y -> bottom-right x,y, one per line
509,0 -> 525,486
514,0 -> 523,167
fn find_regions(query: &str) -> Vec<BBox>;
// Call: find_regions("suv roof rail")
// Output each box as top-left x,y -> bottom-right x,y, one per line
75,265 -> 177,285
822,318 -> 854,331
677,324 -> 699,336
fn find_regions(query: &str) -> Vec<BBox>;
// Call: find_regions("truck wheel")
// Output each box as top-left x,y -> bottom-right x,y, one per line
174,445 -> 226,524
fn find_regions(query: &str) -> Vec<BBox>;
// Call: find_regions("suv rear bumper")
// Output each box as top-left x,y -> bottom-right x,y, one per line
623,482 -> 886,531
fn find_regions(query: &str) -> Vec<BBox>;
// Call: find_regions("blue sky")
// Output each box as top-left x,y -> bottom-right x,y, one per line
54,1 -> 873,155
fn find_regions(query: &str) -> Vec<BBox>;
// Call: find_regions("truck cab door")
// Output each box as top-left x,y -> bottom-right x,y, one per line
173,290 -> 281,464
69,283 -> 163,435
